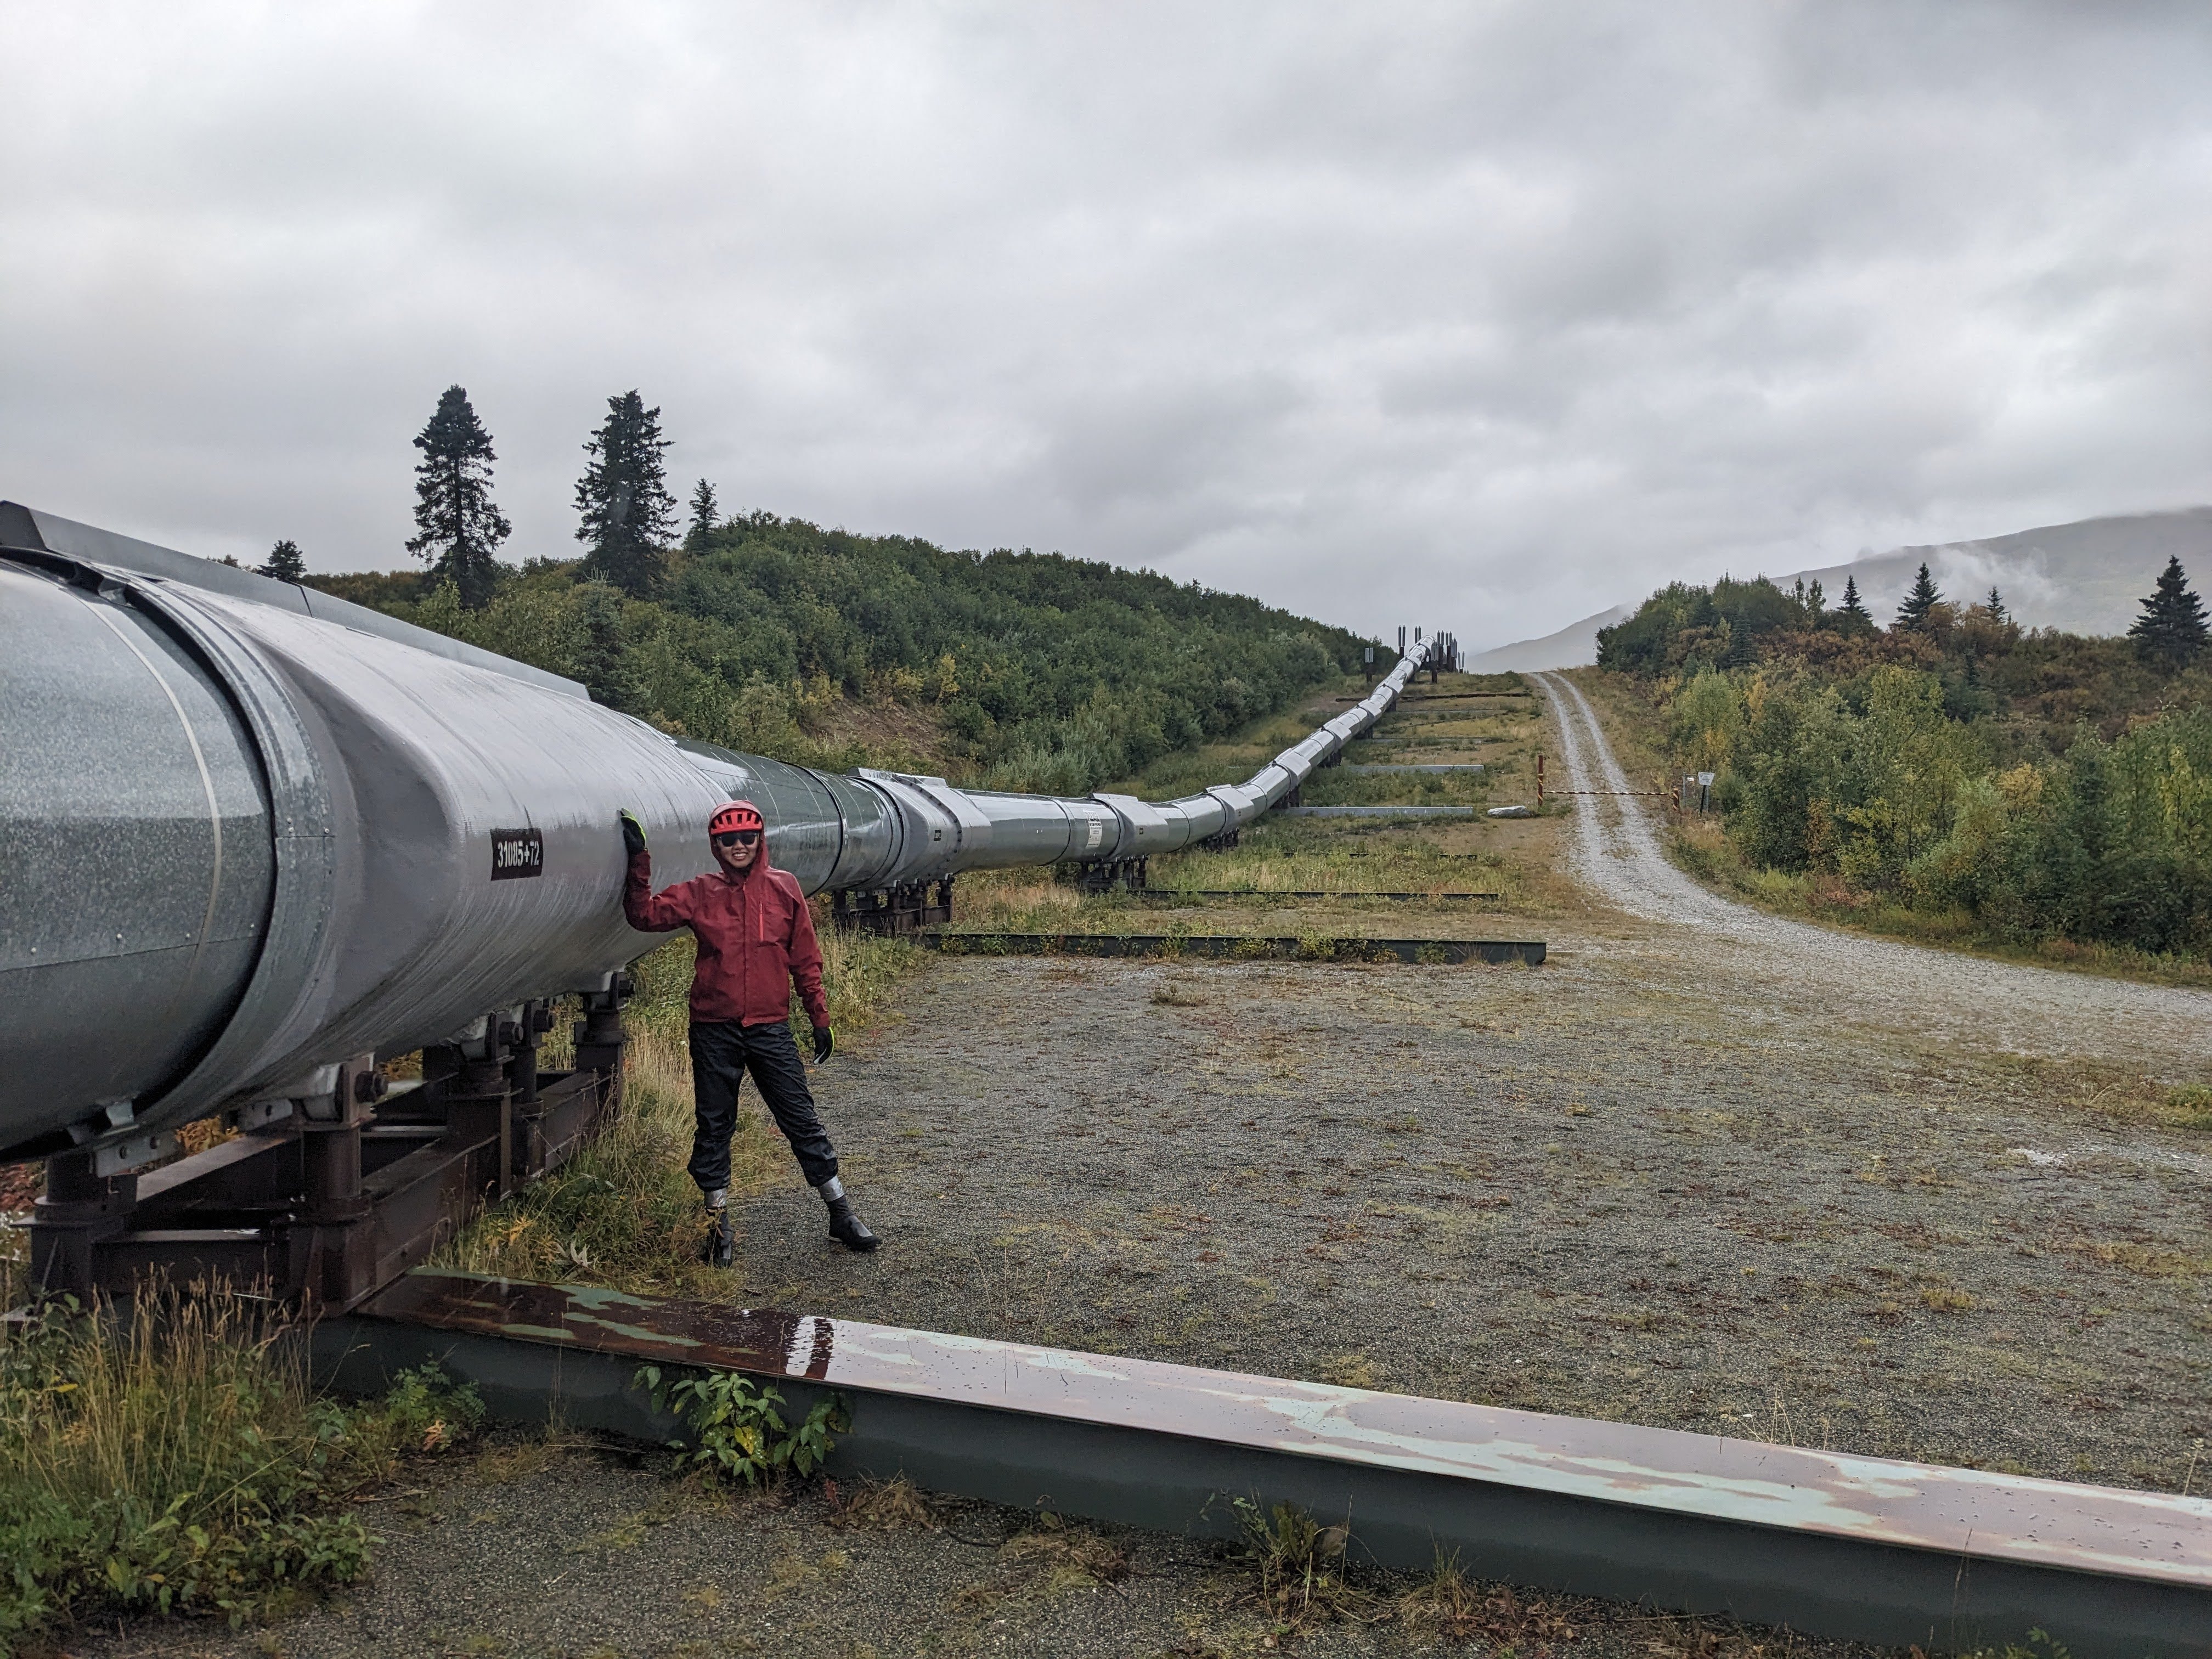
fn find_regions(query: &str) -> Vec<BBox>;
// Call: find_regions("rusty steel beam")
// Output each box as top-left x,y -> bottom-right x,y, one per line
318,1269 -> 2212,1658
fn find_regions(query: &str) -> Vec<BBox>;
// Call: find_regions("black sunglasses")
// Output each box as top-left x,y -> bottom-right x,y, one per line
712,830 -> 761,848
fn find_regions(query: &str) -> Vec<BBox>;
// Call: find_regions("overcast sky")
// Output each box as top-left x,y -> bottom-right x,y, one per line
6,3 -> 2210,647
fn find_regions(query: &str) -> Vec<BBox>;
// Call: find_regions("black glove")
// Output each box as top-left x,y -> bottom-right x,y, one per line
811,1026 -> 833,1065
619,810 -> 646,858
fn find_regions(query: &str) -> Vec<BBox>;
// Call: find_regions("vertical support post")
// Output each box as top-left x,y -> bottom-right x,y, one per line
298,1053 -> 377,1307
573,974 -> 632,1119
431,1013 -> 516,1210
28,1151 -> 136,1299
1536,752 -> 1545,806
510,1000 -> 554,1183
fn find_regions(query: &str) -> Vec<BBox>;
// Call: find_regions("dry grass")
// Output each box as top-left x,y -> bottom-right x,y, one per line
1151,979 -> 1210,1007
1396,1550 -> 1578,1647
0,1279 -> 483,1640
1233,1499 -> 1378,1631
1317,1352 -> 1385,1390
824,1472 -> 937,1531
432,926 -> 921,1299
997,1519 -> 1134,1593
430,1025 -> 783,1298
1996,1058 -> 2212,1135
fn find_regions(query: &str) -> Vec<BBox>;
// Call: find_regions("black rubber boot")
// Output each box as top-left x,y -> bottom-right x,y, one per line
816,1177 -> 879,1252
701,1189 -> 734,1267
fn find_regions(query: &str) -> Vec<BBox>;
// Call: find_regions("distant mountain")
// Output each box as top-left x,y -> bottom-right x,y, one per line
1462,603 -> 1635,673
1465,507 -> 2212,671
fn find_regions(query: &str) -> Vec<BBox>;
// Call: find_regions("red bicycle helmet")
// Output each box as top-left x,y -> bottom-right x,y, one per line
709,800 -> 764,837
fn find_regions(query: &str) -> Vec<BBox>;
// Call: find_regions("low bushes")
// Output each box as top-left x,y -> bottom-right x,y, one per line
0,1283 -> 482,1652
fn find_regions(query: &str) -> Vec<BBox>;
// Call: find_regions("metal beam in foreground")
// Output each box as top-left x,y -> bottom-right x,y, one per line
322,1270 -> 2212,1659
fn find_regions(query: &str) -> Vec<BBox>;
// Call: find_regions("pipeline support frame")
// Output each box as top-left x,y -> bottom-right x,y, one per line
26,988 -> 630,1312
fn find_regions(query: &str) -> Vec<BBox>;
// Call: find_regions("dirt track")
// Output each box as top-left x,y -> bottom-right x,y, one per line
1531,669 -> 2212,1087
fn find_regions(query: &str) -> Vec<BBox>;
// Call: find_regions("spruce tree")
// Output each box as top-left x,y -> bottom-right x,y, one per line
1895,562 -> 1942,631
260,539 -> 306,582
2128,556 -> 2210,671
571,582 -> 642,710
685,478 -> 719,550
405,385 -> 511,610
1836,574 -> 1873,630
575,391 -> 675,596
1985,585 -> 2007,623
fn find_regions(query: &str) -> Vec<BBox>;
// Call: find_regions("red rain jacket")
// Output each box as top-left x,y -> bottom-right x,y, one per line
624,849 -> 830,1030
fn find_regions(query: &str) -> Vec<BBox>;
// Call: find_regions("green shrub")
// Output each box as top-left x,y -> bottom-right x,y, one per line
636,1365 -> 845,1485
1613,584 -> 2212,957
0,1287 -> 480,1651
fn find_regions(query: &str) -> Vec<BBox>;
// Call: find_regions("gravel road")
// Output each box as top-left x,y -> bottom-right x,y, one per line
1530,669 -> 2212,1090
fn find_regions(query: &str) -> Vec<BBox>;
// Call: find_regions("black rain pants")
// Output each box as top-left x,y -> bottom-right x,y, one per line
686,1019 -> 838,1192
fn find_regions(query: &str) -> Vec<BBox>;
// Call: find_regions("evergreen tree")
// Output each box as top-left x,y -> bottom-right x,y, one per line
2128,556 -> 2210,671
1806,578 -> 1826,618
575,391 -> 675,596
571,582 -> 643,710
1895,562 -> 1942,631
685,478 -> 719,550
405,385 -> 511,610
1985,585 -> 2007,623
1836,574 -> 1873,630
260,539 -> 307,583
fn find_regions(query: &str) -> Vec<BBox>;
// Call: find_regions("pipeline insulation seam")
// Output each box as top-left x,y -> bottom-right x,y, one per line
81,595 -> 227,1030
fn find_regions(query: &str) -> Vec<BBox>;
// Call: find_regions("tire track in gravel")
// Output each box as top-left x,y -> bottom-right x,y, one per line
1530,669 -> 2212,1109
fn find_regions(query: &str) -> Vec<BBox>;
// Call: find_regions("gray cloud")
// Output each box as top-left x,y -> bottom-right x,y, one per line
4,1 -> 2210,647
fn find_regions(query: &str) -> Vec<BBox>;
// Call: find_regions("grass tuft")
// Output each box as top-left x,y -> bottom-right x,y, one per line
1232,1498 -> 1376,1629
998,1515 -> 1133,1594
1397,1549 -> 1578,1645
0,1282 -> 481,1648
825,1472 -> 936,1532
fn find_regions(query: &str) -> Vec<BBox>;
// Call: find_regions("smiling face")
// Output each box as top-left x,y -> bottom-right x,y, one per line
712,830 -> 761,875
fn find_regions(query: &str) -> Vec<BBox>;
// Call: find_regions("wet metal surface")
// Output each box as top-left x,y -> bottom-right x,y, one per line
916,933 -> 1546,964
0,561 -> 276,1152
366,1269 -> 2212,1593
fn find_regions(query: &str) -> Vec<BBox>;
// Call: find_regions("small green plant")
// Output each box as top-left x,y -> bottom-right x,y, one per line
1231,1497 -> 1372,1628
636,1365 -> 846,1485
323,1364 -> 486,1489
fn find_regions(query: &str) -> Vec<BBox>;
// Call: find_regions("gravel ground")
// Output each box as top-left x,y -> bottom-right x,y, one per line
64,1431 -> 1866,1659
61,673 -> 2212,1658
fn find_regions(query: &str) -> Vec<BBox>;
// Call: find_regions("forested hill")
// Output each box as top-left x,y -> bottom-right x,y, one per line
308,514 -> 1368,794
1595,567 -> 2212,961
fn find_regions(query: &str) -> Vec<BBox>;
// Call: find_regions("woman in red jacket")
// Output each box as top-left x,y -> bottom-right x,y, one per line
620,801 -> 879,1261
